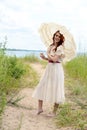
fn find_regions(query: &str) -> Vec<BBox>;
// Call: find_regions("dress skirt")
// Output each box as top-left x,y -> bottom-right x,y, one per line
32,62 -> 65,104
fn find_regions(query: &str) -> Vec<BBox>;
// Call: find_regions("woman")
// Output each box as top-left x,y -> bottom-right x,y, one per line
32,30 -> 65,116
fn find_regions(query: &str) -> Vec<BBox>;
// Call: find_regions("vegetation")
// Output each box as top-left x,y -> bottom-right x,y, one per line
0,41 -> 39,117
19,62 -> 39,88
55,55 -> 87,130
0,38 -> 87,129
19,54 -> 87,130
64,55 -> 87,84
20,54 -> 47,68
0,41 -> 25,116
21,54 -> 40,63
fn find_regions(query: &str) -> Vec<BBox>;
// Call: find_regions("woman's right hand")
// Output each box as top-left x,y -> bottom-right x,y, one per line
40,53 -> 45,59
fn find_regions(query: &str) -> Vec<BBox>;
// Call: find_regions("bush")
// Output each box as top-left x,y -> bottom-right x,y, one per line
0,40 -> 25,115
55,103 -> 87,130
0,55 -> 25,93
64,55 -> 87,84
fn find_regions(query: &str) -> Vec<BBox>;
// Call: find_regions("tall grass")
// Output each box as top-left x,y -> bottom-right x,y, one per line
0,41 -> 25,116
20,54 -> 40,63
64,55 -> 87,84
0,41 -> 40,116
20,54 -> 47,68
20,63 -> 39,88
0,55 -> 25,94
55,103 -> 87,130
55,55 -> 87,130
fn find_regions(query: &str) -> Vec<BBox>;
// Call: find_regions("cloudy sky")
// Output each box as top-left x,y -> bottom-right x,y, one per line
0,0 -> 87,52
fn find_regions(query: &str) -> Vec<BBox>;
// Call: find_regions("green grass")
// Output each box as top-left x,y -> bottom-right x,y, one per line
55,103 -> 87,130
20,63 -> 39,88
20,54 -> 40,63
0,55 -> 25,93
0,55 -> 25,116
39,59 -> 47,68
64,55 -> 87,84
20,54 -> 87,129
1,45 -> 87,130
20,55 -> 48,68
55,55 -> 87,130
0,54 -> 40,117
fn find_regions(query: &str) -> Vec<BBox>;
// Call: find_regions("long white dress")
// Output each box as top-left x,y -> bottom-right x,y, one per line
32,45 -> 65,104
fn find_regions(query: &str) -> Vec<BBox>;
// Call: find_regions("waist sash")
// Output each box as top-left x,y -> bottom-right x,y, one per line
48,60 -> 60,63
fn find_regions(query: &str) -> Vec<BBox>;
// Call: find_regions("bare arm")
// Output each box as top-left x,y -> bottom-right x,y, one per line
48,53 -> 65,62
47,53 -> 59,62
40,52 -> 65,62
40,53 -> 48,61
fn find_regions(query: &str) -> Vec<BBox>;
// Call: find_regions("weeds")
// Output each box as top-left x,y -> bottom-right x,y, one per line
55,55 -> 87,130
55,103 -> 87,130
0,40 -> 25,116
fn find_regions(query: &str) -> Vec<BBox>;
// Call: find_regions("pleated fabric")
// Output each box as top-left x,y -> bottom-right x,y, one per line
32,62 -> 65,104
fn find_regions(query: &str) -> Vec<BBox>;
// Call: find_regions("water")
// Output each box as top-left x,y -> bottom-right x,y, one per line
5,49 -> 86,58
5,49 -> 46,58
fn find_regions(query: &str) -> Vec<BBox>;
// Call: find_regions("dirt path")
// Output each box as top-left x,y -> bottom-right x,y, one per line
1,63 -> 68,130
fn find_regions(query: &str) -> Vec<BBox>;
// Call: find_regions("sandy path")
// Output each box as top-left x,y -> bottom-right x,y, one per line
1,63 -> 69,130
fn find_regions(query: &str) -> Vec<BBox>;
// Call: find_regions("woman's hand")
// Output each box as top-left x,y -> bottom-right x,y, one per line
48,53 -> 59,62
40,53 -> 48,61
40,53 -> 45,59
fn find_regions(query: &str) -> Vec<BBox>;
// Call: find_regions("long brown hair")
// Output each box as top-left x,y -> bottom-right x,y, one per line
52,30 -> 65,51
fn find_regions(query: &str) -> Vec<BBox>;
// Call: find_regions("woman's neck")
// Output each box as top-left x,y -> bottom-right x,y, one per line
53,41 -> 58,47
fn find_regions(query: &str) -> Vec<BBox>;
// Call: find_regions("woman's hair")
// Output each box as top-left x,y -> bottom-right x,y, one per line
52,30 -> 65,51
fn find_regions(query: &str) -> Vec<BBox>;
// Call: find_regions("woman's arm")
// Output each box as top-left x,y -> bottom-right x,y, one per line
48,53 -> 65,62
47,53 -> 59,62
40,53 -> 54,61
40,52 -> 65,62
40,53 -> 48,61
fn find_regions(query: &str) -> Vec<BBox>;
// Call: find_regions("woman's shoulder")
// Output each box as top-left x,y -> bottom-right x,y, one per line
57,45 -> 63,51
56,45 -> 64,55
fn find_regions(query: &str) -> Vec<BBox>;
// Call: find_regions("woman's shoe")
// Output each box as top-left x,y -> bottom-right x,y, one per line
37,110 -> 43,115
46,112 -> 56,117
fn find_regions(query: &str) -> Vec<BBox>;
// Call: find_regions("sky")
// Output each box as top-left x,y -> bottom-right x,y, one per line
0,0 -> 87,52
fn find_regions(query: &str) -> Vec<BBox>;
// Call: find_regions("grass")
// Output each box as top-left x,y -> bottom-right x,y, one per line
54,55 -> 87,130
0,55 -> 25,117
55,103 -> 87,130
19,60 -> 39,88
64,55 -> 87,84
1,45 -> 87,130
20,54 -> 87,129
20,54 -> 40,63
39,59 -> 47,68
0,55 -> 39,117
16,113 -> 23,130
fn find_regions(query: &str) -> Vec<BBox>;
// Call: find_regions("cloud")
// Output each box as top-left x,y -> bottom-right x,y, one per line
0,0 -> 87,51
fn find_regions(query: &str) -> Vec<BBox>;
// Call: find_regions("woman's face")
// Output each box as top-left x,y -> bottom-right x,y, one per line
54,32 -> 60,43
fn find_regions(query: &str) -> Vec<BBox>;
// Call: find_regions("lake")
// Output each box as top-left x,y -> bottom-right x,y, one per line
5,49 -> 85,58
5,49 -> 46,58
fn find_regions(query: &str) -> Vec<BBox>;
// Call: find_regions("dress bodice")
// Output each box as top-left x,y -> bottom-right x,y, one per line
47,45 -> 65,62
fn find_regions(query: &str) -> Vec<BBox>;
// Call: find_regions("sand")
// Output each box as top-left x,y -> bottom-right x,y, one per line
1,63 -> 71,130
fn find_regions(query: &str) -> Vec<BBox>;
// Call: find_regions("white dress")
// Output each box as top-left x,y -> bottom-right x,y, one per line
32,45 -> 65,104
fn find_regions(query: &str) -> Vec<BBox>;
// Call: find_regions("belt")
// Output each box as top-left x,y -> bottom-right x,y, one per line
48,60 -> 60,63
